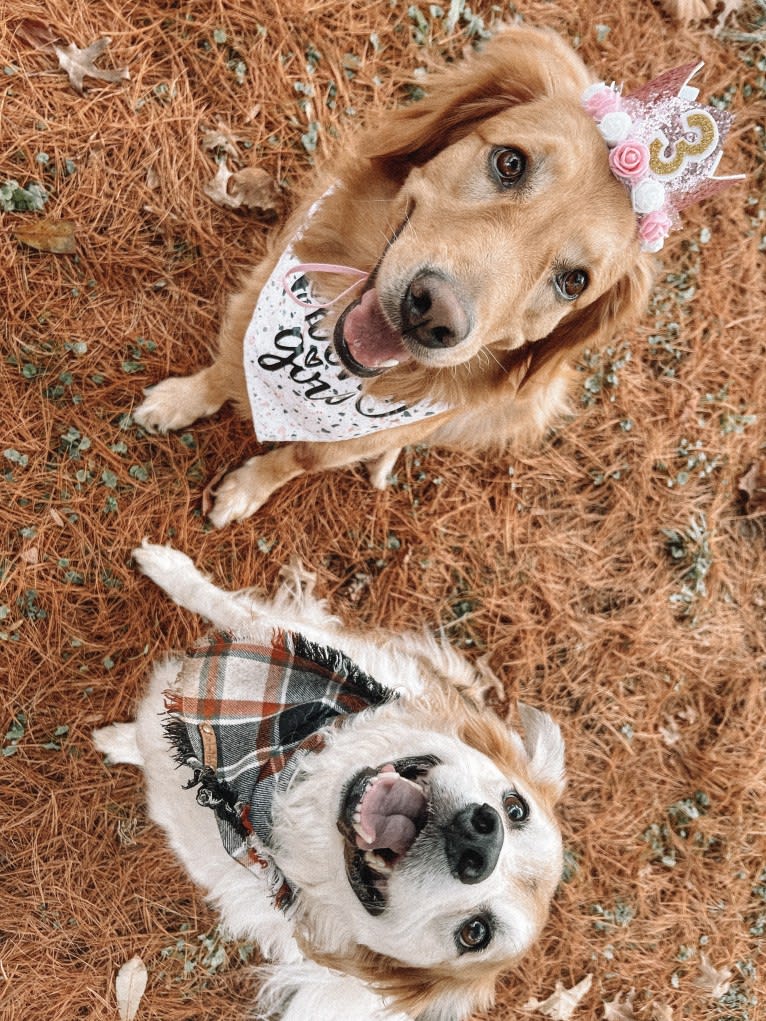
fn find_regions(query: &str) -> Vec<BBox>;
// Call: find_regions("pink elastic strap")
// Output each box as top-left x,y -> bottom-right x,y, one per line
282,262 -> 368,310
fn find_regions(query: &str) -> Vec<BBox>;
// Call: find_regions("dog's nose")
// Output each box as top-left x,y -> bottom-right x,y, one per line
444,802 -> 504,884
400,271 -> 471,349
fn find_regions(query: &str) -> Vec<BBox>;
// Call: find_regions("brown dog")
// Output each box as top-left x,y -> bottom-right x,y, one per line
134,26 -> 653,527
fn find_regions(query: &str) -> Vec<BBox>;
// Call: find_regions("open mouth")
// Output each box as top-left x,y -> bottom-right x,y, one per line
338,755 -> 437,915
333,288 -> 413,378
331,205 -> 415,378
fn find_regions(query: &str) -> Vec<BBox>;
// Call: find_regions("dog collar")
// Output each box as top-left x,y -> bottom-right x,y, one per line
242,199 -> 450,442
163,629 -> 395,911
582,62 -> 743,252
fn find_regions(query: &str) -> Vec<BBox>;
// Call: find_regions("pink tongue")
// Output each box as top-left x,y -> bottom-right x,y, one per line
342,289 -> 410,369
356,766 -> 427,855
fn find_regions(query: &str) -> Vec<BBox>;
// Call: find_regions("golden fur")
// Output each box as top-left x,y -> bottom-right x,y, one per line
134,25 -> 653,526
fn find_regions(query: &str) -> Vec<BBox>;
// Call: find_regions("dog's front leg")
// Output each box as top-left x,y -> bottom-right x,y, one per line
131,541 -> 255,629
208,418 -> 450,528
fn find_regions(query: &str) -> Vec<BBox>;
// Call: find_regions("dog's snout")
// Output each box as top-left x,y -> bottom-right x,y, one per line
400,271 -> 471,349
444,802 -> 504,885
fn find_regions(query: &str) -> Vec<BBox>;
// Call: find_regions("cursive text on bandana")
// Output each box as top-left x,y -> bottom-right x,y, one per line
242,206 -> 450,442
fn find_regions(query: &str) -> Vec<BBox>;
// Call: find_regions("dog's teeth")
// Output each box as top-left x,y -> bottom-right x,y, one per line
364,851 -> 392,875
379,358 -> 399,368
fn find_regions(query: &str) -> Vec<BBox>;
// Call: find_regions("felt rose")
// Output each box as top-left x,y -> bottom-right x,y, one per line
599,111 -> 633,145
639,209 -> 672,252
609,140 -> 650,182
632,178 -> 666,214
583,84 -> 622,120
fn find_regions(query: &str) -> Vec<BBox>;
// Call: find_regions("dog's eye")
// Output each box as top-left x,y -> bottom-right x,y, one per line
503,792 -> 529,823
491,146 -> 527,187
456,915 -> 492,953
555,269 -> 589,301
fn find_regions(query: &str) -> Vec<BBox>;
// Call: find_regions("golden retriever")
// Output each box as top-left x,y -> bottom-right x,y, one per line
94,542 -> 566,1020
134,26 -> 653,526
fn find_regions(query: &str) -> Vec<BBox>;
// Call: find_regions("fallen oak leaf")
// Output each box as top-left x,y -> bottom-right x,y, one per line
203,161 -> 239,209
651,1004 -> 674,1021
228,167 -> 280,215
53,37 -> 130,95
603,989 -> 638,1020
523,974 -> 593,1019
656,0 -> 714,23
693,952 -> 733,999
115,955 -> 148,1021
203,162 -> 280,215
738,460 -> 766,514
13,18 -> 62,49
714,0 -> 744,33
14,219 -> 76,254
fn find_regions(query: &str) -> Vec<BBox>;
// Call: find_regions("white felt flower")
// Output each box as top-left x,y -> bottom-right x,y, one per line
632,178 -> 666,214
599,111 -> 632,145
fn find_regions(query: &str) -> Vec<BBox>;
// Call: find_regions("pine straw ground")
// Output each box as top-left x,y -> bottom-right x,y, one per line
1,1 -> 765,1019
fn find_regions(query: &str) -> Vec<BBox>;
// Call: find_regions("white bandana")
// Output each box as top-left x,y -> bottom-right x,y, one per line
243,222 -> 449,443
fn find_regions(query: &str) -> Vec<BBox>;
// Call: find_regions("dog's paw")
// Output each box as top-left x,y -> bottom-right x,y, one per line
207,462 -> 270,528
133,377 -> 215,434
365,447 -> 401,490
132,540 -> 197,587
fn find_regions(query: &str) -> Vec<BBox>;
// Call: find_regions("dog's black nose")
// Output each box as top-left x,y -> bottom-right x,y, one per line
444,802 -> 504,884
400,271 -> 471,349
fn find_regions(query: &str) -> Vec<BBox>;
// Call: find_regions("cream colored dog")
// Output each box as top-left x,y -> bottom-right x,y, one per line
94,542 -> 565,1020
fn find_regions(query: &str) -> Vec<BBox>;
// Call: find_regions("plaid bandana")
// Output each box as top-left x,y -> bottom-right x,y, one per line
163,628 -> 395,910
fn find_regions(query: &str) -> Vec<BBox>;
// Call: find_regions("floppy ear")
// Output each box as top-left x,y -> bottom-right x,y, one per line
514,257 -> 654,393
363,25 -> 592,170
517,702 -> 566,801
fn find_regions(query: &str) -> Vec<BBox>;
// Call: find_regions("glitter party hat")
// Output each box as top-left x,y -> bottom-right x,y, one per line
582,62 -> 744,252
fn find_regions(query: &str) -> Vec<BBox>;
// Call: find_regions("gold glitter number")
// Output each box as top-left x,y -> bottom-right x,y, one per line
649,111 -> 718,177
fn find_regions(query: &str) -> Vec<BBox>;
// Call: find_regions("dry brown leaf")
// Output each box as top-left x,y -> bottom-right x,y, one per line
523,974 -> 593,1019
656,0 -> 713,23
693,953 -> 733,999
603,989 -> 638,1020
203,161 -> 279,215
13,18 -> 62,49
14,219 -> 76,254
228,167 -> 280,214
115,955 -> 148,1021
53,37 -> 130,95
651,1004 -> 674,1021
738,460 -> 766,514
715,0 -> 744,32
20,546 -> 39,565
203,161 -> 239,209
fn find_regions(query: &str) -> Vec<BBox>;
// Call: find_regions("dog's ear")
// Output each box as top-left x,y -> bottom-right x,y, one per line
514,257 -> 654,395
516,702 -> 565,802
362,26 -> 591,170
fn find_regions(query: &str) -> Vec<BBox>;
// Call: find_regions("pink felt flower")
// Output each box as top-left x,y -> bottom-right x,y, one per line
609,140 -> 650,183
639,209 -> 672,247
583,85 -> 622,120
